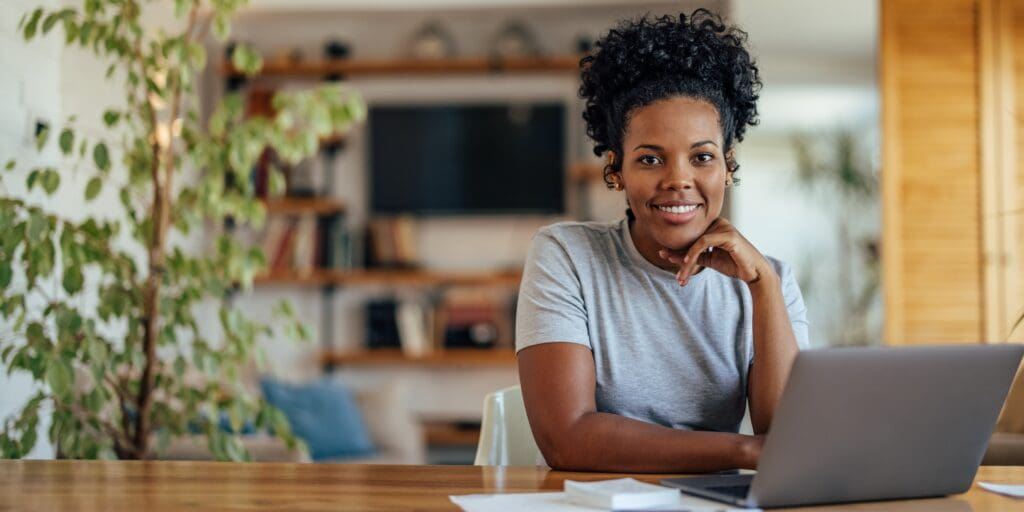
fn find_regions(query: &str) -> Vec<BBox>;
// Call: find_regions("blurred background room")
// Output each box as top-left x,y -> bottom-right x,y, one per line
3,0 -> 1021,467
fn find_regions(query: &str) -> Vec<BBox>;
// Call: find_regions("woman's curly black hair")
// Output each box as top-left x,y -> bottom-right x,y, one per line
579,9 -> 762,188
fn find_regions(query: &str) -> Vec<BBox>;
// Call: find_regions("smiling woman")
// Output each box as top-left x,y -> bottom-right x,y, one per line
514,9 -> 809,473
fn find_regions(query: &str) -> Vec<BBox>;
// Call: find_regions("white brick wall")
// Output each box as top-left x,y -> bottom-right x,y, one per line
1,0 -> 62,460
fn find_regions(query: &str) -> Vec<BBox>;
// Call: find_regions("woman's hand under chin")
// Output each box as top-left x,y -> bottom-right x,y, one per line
657,217 -> 777,287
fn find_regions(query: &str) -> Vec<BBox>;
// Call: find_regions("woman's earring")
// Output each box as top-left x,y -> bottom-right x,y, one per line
614,182 -> 623,191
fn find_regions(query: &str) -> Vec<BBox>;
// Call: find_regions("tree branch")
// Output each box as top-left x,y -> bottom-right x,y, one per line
53,398 -> 135,459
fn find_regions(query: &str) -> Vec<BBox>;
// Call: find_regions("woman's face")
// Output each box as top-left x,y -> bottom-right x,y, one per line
612,96 -> 730,258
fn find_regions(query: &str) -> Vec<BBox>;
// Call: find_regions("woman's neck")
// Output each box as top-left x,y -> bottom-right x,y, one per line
627,218 -> 703,273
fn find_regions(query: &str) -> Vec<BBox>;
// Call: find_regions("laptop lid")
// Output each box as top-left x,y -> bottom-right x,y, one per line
745,344 -> 1023,508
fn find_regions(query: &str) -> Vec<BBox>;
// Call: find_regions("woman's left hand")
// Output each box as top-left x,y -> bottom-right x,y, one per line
658,217 -> 775,287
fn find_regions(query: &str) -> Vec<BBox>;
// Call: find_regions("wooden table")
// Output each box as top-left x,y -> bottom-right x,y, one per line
1,461 -> 1022,511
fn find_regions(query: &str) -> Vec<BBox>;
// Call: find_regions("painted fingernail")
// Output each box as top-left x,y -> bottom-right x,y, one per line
658,249 -> 667,258
683,255 -> 689,263
668,257 -> 681,264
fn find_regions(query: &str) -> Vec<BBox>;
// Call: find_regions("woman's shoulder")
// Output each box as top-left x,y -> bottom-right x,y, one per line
530,220 -> 625,264
535,219 -> 622,244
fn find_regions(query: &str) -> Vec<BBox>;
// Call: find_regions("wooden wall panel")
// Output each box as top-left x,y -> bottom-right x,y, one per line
1012,0 -> 1024,342
882,0 -> 984,344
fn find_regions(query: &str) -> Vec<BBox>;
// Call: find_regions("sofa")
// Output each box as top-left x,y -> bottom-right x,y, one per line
161,380 -> 425,464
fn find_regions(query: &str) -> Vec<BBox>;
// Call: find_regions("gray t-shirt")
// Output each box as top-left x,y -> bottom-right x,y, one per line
515,219 -> 810,433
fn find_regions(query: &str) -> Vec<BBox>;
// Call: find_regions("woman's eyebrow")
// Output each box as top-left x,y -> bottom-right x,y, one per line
632,140 -> 718,152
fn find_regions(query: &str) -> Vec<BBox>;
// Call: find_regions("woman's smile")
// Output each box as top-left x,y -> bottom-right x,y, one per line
651,201 -> 704,224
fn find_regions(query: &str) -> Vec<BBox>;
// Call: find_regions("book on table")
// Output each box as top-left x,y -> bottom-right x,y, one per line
563,478 -> 679,510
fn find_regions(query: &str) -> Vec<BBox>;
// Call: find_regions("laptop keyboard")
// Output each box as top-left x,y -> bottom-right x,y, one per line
706,484 -> 751,499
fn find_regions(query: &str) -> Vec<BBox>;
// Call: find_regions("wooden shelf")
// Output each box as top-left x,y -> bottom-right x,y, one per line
224,55 -> 582,78
423,422 -> 480,447
319,133 -> 346,146
254,269 -> 522,287
262,197 -> 345,215
570,161 -> 605,183
321,348 -> 517,367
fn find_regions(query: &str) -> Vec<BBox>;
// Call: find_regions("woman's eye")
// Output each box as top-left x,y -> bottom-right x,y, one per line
638,155 -> 662,166
693,153 -> 714,164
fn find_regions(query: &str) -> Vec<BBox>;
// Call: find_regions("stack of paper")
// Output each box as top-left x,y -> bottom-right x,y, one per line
450,477 -> 757,512
564,478 -> 679,509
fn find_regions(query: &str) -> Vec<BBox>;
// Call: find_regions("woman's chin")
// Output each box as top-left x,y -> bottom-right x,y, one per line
656,232 -> 700,252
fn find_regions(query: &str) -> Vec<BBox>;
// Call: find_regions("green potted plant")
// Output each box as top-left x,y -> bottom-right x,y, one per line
0,0 -> 365,460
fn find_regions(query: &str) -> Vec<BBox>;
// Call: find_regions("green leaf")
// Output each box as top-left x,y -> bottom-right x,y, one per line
63,20 -> 78,45
45,358 -> 73,397
62,265 -> 83,294
23,8 -> 42,40
175,0 -> 190,18
59,128 -> 73,155
42,12 -> 60,34
27,211 -> 46,239
102,111 -> 120,127
42,170 -> 60,195
93,143 -> 110,172
187,42 -> 207,69
85,177 -> 102,201
0,264 -> 12,290
26,169 -> 40,190
35,125 -> 49,151
212,12 -> 230,41
231,44 -> 263,77
4,159 -> 14,171
26,322 -> 46,345
268,169 -> 286,196
174,355 -> 186,379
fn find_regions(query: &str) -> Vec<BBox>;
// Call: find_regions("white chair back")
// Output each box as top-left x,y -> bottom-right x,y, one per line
473,385 -> 543,465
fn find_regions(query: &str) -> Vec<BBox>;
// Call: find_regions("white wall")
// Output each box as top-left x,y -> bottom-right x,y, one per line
0,1 -> 181,458
1,0 -> 64,459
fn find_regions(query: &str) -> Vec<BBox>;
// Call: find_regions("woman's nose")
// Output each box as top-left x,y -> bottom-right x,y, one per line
660,164 -> 695,190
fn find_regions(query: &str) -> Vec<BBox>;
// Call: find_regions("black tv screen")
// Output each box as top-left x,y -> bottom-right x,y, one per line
369,103 -> 565,215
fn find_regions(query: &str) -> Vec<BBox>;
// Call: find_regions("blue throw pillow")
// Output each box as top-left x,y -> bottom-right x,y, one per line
260,377 -> 376,461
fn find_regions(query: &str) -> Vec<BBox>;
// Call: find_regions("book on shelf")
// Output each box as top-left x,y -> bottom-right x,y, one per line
327,221 -> 362,270
291,215 -> 319,274
366,299 -> 401,349
367,216 -> 418,268
396,297 -> 433,357
261,213 -> 323,274
436,287 -> 514,350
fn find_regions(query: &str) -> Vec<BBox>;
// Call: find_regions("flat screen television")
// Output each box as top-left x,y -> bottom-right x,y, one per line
368,103 -> 566,215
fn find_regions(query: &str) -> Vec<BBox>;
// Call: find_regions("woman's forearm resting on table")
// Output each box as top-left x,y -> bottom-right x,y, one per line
536,410 -> 760,473
518,343 -> 761,473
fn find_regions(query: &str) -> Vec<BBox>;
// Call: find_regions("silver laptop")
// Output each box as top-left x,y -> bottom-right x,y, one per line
662,345 -> 1024,508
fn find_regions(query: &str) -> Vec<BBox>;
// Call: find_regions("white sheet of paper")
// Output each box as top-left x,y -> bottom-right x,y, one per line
979,482 -> 1024,498
450,490 -> 758,512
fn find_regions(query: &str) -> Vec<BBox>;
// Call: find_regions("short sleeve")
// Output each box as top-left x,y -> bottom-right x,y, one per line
747,260 -> 811,370
778,261 -> 811,349
514,230 -> 591,353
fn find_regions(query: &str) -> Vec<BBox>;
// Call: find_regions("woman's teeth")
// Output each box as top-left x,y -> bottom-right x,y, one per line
656,205 -> 699,214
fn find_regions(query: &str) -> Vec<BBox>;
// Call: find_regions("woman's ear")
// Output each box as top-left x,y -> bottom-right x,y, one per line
725,149 -> 737,187
604,151 -> 623,190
